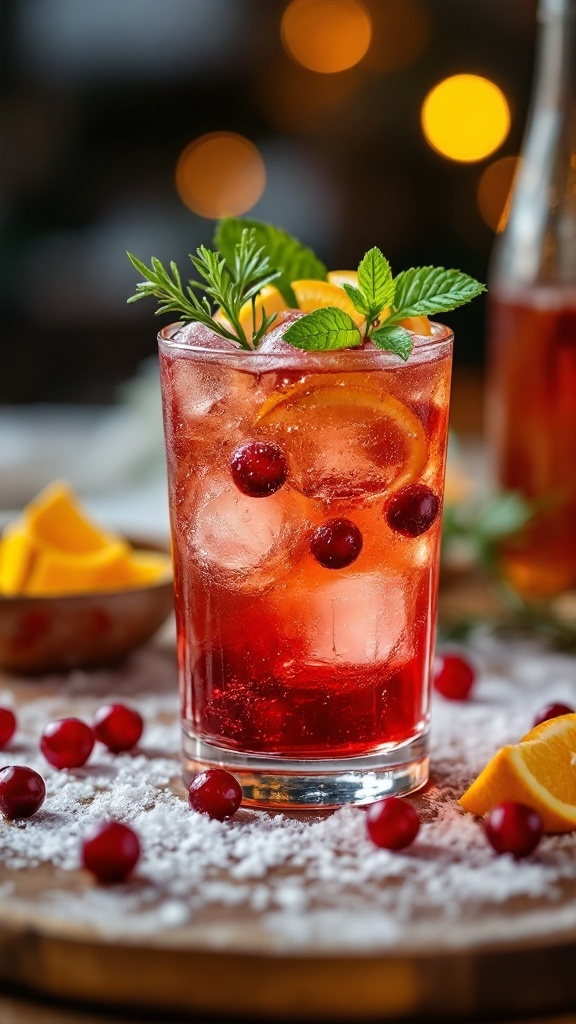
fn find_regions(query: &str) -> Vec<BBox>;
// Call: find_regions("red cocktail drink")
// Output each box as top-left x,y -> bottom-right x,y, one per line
159,318 -> 453,807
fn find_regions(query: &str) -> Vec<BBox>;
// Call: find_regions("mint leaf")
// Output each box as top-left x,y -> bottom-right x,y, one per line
357,247 -> 394,314
215,218 -> 327,307
370,325 -> 414,362
390,266 -> 486,321
342,283 -> 370,318
283,308 -> 361,350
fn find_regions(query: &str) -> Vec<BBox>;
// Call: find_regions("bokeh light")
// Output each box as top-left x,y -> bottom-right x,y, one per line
281,0 -> 372,74
421,74 -> 510,163
261,63 -> 362,135
175,132 -> 266,219
365,0 -> 431,74
477,155 -> 519,232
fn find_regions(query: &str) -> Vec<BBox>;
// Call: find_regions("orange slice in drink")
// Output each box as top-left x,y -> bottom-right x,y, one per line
256,380 -> 427,501
459,713 -> 576,832
291,279 -> 365,327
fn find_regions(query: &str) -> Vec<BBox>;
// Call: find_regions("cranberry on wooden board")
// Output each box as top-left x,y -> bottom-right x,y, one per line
366,796 -> 421,850
0,765 -> 45,819
0,708 -> 16,747
188,769 -> 242,821
433,654 -> 476,701
484,802 -> 543,859
230,442 -> 288,497
93,704 -> 143,753
532,702 -> 574,728
82,821 -> 141,883
40,718 -> 94,769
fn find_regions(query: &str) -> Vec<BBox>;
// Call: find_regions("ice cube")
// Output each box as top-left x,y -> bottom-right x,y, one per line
277,571 -> 408,667
170,321 -> 242,351
186,473 -> 308,592
257,312 -> 304,354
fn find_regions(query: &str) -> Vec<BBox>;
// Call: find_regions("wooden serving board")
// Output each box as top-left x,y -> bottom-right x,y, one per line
1,618 -> 576,1022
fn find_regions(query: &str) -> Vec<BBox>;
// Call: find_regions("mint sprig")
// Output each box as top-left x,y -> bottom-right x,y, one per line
285,252 -> 486,360
215,217 -> 327,307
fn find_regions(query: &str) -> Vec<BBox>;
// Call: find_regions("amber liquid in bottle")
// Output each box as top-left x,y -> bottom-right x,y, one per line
487,0 -> 576,599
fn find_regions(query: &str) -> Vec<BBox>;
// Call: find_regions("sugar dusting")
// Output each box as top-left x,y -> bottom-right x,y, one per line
1,629 -> 576,953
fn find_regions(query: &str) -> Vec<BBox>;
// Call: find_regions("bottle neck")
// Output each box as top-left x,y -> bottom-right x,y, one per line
490,0 -> 576,289
533,0 -> 576,109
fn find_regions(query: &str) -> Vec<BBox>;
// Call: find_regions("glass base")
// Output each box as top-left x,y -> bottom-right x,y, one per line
182,729 -> 429,809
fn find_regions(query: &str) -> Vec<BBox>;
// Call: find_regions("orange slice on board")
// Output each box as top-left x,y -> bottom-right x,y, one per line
291,279 -> 365,327
458,713 -> 576,832
256,380 -> 427,498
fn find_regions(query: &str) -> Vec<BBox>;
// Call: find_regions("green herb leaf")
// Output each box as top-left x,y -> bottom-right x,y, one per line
370,325 -> 414,361
215,218 -> 327,307
390,266 -> 486,321
127,228 -> 281,349
283,307 -> 361,350
357,247 -> 394,315
342,283 -> 370,318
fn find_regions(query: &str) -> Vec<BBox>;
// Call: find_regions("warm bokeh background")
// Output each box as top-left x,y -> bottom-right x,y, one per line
0,0 -> 537,405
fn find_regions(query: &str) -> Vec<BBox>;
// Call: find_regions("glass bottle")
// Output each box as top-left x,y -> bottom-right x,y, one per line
487,0 -> 576,600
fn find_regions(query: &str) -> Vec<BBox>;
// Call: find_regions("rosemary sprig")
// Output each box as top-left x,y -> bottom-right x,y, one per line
127,229 -> 281,350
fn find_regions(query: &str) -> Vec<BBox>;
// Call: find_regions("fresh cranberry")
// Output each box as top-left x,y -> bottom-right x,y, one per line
0,766 -> 45,819
366,796 -> 421,850
532,702 -> 575,728
484,802 -> 543,859
310,518 -> 363,569
82,821 -> 141,883
433,653 -> 475,700
0,708 -> 16,747
40,718 -> 94,769
230,441 -> 288,497
93,704 -> 143,753
188,768 -> 242,821
386,484 -> 440,537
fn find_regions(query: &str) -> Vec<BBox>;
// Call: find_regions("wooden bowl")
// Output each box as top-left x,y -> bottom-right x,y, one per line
0,542 -> 174,675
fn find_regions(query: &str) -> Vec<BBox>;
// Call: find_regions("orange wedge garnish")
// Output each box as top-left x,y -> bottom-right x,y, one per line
327,269 -> 358,288
215,285 -> 288,341
291,279 -> 365,326
459,713 -> 576,832
256,380 -> 427,496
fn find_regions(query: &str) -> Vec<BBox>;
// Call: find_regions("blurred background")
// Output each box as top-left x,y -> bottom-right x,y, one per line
0,0 -> 537,405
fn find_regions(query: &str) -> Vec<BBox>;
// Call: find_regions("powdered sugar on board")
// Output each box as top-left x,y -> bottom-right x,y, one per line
1,630 -> 576,955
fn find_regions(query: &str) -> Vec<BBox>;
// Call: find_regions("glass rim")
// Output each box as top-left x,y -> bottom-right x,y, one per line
158,320 -> 454,367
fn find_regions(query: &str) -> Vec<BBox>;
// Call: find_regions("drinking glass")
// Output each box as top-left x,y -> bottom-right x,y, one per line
159,320 -> 453,808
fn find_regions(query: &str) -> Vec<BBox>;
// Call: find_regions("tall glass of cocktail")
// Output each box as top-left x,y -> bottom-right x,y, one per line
130,219 -> 483,808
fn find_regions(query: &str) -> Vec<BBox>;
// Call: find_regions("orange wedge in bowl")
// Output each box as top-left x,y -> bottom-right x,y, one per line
459,713 -> 576,832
